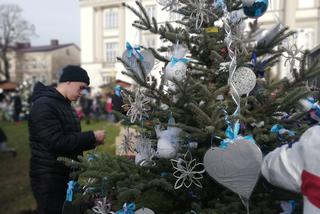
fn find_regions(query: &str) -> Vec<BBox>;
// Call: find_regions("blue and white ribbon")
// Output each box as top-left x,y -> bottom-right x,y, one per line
117,202 -> 135,214
213,0 -> 225,10
270,124 -> 295,137
306,97 -> 320,115
219,122 -> 255,149
126,42 -> 144,61
66,180 -> 77,202
280,200 -> 296,214
169,56 -> 189,67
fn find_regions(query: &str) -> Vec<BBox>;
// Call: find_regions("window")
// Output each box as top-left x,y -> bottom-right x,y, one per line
296,28 -> 315,50
105,42 -> 118,64
104,8 -> 118,29
66,49 -> 70,55
298,0 -> 314,8
144,36 -> 156,47
145,5 -> 156,18
268,0 -> 281,11
101,74 -> 115,84
169,11 -> 183,21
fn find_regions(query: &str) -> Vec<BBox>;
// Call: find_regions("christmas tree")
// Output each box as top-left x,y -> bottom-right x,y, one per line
61,0 -> 320,213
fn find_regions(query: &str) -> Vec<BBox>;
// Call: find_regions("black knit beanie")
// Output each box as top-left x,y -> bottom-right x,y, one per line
59,65 -> 90,85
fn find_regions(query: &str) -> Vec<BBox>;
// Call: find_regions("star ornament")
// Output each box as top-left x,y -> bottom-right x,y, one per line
92,197 -> 115,214
171,151 -> 205,189
125,89 -> 151,123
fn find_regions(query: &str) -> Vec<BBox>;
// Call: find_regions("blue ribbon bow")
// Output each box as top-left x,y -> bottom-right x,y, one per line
126,42 -> 144,61
219,122 -> 255,149
66,180 -> 77,202
117,202 -> 136,214
306,97 -> 320,116
270,124 -> 295,137
169,56 -> 189,67
213,0 -> 225,9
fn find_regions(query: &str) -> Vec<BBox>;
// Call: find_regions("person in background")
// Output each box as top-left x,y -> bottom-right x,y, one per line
111,85 -> 125,122
105,92 -> 114,122
28,65 -> 106,214
12,91 -> 22,124
0,127 -> 16,156
79,88 -> 93,124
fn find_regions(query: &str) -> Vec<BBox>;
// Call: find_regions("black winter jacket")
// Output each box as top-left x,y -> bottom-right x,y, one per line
29,82 -> 96,179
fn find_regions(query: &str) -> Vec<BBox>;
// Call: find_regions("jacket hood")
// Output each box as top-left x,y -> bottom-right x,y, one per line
32,82 -> 68,103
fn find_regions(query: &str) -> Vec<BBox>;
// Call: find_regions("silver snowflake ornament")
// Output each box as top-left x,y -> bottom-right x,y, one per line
171,151 -> 205,189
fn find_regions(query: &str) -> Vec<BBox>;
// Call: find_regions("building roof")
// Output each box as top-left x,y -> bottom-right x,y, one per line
0,81 -> 17,90
18,43 -> 79,53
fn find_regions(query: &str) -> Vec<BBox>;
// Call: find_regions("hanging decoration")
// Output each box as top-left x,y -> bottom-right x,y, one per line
280,200 -> 296,214
203,138 -> 262,207
135,208 -> 155,214
205,26 -> 219,33
270,124 -> 296,138
213,0 -> 225,10
298,97 -> 320,122
122,42 -> 155,80
82,177 -> 97,196
221,1 -> 241,117
135,136 -> 156,167
230,67 -> 257,95
203,121 -> 262,211
242,0 -> 269,19
125,89 -> 151,123
282,43 -> 302,73
165,44 -> 189,82
171,151 -> 205,189
155,115 -> 181,159
92,197 -> 115,214
119,127 -> 136,156
65,180 -> 77,202
156,0 -> 180,11
117,202 -> 136,214
188,0 -> 210,30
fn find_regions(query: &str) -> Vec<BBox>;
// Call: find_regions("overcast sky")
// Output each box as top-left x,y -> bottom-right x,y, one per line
1,0 -> 80,46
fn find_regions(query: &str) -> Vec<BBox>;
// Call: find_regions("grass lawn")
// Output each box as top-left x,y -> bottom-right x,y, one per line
0,120 -> 120,214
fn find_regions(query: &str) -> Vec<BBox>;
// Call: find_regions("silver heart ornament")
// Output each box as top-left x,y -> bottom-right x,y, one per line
203,138 -> 262,199
135,207 -> 155,214
122,49 -> 155,79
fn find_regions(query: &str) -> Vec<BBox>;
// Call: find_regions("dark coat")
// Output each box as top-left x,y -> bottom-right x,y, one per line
29,82 -> 96,179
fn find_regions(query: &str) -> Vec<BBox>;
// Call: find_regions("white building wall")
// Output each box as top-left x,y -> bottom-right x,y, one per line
80,0 -> 320,91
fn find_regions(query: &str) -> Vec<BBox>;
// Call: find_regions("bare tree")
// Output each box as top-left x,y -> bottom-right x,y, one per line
0,4 -> 36,82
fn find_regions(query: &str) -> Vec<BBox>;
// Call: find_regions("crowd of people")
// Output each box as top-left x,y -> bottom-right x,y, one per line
0,83 -> 125,125
75,85 -> 125,124
0,89 -> 24,123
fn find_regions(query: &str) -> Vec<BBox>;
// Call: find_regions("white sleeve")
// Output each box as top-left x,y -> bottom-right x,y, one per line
261,143 -> 302,193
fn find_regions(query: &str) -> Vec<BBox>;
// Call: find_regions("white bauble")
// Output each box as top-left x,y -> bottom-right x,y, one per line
230,67 -> 257,95
242,0 -> 255,6
165,62 -> 187,82
156,138 -> 177,159
188,141 -> 198,149
157,147 -> 177,159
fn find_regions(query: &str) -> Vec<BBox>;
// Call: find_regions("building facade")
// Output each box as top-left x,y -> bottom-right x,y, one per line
79,0 -> 320,90
79,0 -> 174,91
2,40 -> 80,85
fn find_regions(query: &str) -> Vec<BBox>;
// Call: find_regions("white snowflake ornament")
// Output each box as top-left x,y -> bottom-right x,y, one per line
171,151 -> 205,189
